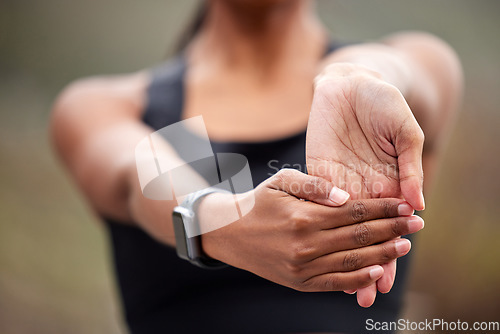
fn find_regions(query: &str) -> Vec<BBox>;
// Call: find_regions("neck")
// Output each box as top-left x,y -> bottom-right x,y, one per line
188,0 -> 327,74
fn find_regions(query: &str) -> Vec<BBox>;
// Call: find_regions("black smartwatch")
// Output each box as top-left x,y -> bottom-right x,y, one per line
172,188 -> 229,269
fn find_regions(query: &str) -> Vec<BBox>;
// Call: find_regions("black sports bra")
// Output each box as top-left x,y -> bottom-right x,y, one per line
105,41 -> 412,334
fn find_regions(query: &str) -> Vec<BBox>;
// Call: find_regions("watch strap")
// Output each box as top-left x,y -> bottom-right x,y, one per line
173,187 -> 231,269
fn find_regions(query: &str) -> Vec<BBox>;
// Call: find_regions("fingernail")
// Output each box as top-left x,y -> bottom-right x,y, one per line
329,187 -> 350,205
395,239 -> 411,255
407,215 -> 424,233
398,203 -> 414,216
369,266 -> 384,280
421,192 -> 426,210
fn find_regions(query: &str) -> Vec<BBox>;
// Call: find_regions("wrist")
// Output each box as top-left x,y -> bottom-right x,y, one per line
199,191 -> 253,263
172,188 -> 236,269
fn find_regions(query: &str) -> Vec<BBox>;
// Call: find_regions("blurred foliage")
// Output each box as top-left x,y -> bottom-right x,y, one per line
1,1 -> 499,333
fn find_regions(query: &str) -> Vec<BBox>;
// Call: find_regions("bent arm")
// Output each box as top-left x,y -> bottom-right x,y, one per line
50,73 -> 189,245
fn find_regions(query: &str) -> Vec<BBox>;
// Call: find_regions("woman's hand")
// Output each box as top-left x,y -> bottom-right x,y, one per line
306,63 -> 426,306
307,63 -> 425,208
200,169 -> 423,292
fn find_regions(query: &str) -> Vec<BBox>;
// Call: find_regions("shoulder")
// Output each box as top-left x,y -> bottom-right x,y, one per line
52,71 -> 150,122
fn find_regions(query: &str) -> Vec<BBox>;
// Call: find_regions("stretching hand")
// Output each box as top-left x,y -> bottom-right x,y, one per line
201,169 -> 423,293
307,63 -> 425,306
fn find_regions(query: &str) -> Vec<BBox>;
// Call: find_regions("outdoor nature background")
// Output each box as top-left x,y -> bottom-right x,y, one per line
1,1 -> 499,333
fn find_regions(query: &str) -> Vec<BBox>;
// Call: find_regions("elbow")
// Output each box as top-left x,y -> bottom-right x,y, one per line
50,82 -> 77,164
50,79 -> 97,165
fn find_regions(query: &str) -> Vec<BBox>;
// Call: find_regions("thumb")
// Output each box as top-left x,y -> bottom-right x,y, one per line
394,120 -> 425,211
268,168 -> 350,206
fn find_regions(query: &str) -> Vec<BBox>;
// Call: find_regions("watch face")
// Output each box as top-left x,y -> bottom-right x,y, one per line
172,210 -> 190,261
173,207 -> 227,269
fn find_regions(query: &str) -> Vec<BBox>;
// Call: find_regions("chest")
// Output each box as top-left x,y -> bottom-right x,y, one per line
182,71 -> 315,142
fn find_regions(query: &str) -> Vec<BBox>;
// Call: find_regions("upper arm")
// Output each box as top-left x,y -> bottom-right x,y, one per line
50,72 -> 152,221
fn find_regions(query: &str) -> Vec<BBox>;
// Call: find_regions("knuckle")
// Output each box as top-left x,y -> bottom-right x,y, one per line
381,243 -> 396,262
354,222 -> 372,246
272,168 -> 298,189
343,251 -> 361,271
273,169 -> 290,187
404,124 -> 425,147
289,241 -> 314,262
289,211 -> 309,233
313,73 -> 332,91
377,81 -> 401,99
303,177 -> 327,200
350,201 -> 368,222
323,275 -> 340,291
390,218 -> 406,237
356,272 -> 372,287
382,200 -> 394,218
276,168 -> 296,181
284,262 -> 304,278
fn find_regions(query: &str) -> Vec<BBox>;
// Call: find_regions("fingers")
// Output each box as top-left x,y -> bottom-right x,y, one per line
357,283 -> 378,308
344,260 -> 397,303
300,265 -> 384,292
312,215 -> 423,256
377,259 -> 397,294
267,170 -> 417,230
268,169 -> 350,206
355,260 -> 397,308
344,260 -> 398,300
305,238 -> 411,277
395,120 -> 425,211
315,198 -> 414,230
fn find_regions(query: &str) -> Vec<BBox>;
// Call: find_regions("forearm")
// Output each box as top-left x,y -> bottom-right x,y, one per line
126,135 -> 211,246
61,124 -> 184,246
320,43 -> 414,97
126,165 -> 178,246
51,77 -> 205,247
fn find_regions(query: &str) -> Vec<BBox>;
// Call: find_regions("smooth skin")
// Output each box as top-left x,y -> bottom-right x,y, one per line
50,0 -> 462,308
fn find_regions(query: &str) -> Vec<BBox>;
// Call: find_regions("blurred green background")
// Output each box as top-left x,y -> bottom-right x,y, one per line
1,1 -> 499,333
